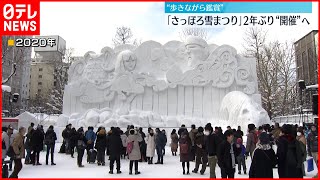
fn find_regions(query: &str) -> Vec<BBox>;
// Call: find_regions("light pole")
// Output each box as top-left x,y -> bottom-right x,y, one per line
298,80 -> 306,124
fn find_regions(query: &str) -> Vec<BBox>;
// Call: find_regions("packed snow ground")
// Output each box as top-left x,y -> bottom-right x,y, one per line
11,144 -> 318,178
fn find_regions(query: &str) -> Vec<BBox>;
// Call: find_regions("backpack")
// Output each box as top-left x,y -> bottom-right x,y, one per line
127,141 -> 134,154
180,143 -> 189,154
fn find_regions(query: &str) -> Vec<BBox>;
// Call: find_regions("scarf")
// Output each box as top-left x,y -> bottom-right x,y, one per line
230,143 -> 236,168
252,143 -> 271,157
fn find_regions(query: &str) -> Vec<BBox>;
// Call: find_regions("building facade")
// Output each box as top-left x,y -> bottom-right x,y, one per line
2,36 -> 32,116
294,30 -> 318,85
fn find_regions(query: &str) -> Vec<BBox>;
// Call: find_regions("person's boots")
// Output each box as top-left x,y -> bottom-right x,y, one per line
135,171 -> 141,175
117,169 -> 122,174
183,168 -> 185,175
109,170 -> 113,174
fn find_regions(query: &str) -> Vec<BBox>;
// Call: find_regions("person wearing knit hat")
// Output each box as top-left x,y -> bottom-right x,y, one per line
249,132 -> 276,178
235,138 -> 246,175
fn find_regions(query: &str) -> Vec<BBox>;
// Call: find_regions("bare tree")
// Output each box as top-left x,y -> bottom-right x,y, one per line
243,27 -> 297,118
179,27 -> 209,41
2,36 -> 27,84
112,26 -> 134,46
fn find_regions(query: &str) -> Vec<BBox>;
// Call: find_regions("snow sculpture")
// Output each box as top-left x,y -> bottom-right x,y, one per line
219,91 -> 270,132
63,36 -> 270,128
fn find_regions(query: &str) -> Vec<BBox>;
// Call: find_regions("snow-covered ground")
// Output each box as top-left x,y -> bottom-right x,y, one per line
9,145 -> 318,178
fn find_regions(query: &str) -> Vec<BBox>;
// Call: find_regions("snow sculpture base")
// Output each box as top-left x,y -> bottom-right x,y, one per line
62,36 -> 270,129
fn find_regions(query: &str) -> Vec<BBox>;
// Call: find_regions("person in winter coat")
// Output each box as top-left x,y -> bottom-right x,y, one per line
205,125 -> 220,178
235,138 -> 246,174
2,126 -> 13,161
44,125 -> 57,165
95,128 -> 107,166
189,124 -> 198,161
61,124 -> 72,154
161,129 -> 167,155
76,127 -> 87,167
85,126 -> 97,153
178,124 -> 187,138
155,128 -> 166,164
236,126 -> 244,139
179,130 -> 192,175
170,129 -> 178,156
249,132 -> 276,178
9,127 -> 26,178
307,124 -> 318,169
127,127 -> 143,175
277,124 -> 303,178
297,127 -> 307,176
120,130 -> 127,159
217,130 -> 240,178
246,124 -> 257,159
30,125 -> 44,165
24,127 -> 33,165
146,129 -> 156,164
69,128 -> 78,158
138,127 -> 147,162
192,127 -> 207,175
271,123 -> 281,142
108,128 -> 123,174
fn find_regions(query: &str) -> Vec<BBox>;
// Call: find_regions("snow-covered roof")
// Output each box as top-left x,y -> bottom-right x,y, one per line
2,85 -> 11,92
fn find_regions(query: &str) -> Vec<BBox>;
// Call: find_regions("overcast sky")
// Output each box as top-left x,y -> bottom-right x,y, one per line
40,2 -> 319,56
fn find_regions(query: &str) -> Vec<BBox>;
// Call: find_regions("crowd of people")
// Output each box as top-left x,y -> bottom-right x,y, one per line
1,121 -> 318,178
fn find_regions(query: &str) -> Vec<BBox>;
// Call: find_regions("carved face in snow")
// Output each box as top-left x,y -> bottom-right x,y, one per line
186,44 -> 208,64
185,36 -> 209,68
122,53 -> 137,72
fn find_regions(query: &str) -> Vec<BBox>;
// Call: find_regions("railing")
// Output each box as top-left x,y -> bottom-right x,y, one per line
271,114 -> 316,125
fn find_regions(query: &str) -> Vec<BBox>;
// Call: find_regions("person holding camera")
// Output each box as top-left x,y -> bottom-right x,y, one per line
127,126 -> 143,175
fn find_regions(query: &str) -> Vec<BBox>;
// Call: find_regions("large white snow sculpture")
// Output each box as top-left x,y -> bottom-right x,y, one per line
219,91 -> 270,131
63,36 -> 270,128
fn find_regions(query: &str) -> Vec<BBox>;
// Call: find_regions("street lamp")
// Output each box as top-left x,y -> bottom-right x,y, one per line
298,80 -> 306,124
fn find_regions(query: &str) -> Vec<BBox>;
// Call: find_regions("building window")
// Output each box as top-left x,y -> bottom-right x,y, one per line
39,68 -> 43,71
38,82 -> 42,85
54,81 -> 57,86
39,75 -> 42,78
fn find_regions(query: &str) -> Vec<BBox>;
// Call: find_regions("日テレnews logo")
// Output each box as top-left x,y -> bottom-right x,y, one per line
1,0 -> 40,35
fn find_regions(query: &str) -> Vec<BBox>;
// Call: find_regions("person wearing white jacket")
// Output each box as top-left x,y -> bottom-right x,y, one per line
146,129 -> 156,164
2,126 -> 15,171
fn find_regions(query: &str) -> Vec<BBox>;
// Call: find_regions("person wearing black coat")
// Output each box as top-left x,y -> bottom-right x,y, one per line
155,129 -> 166,164
44,125 -> 57,165
107,128 -> 123,174
95,128 -> 107,166
192,127 -> 207,175
139,128 -> 147,162
69,128 -> 78,158
30,125 -> 44,165
205,125 -> 220,178
276,124 -> 303,178
217,130 -> 240,178
249,132 -> 276,178
76,127 -> 87,167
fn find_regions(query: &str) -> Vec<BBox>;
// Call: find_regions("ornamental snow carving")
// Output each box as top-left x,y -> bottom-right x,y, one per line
63,36 -> 268,128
